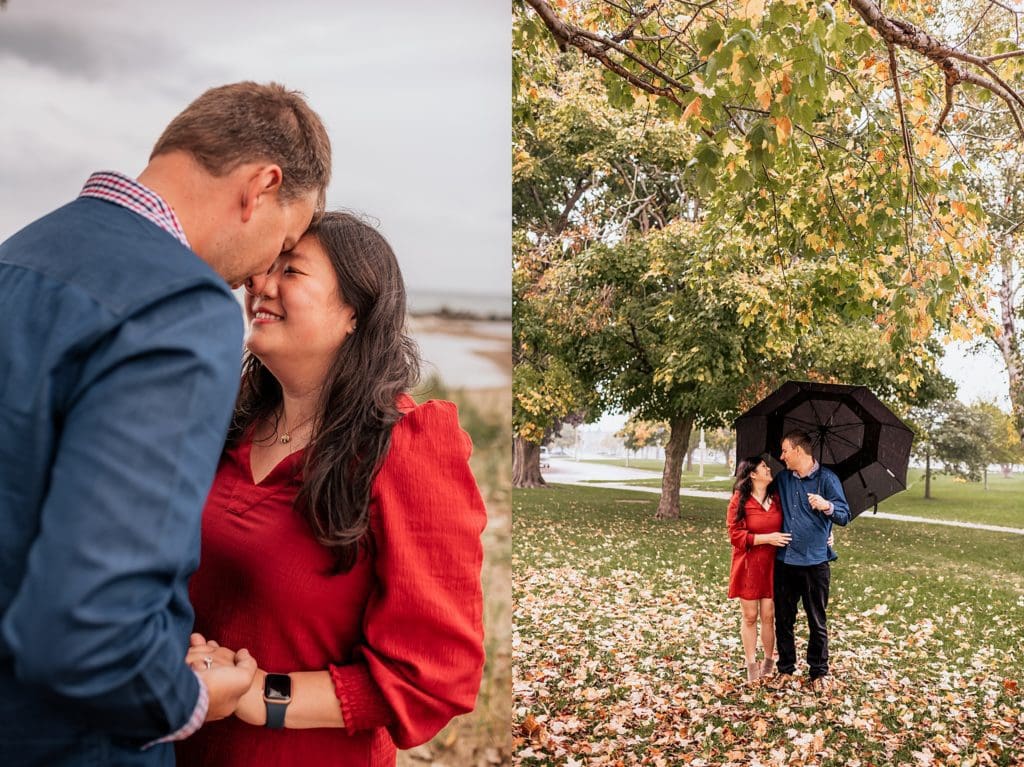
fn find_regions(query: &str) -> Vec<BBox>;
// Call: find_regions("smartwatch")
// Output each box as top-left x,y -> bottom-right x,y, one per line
263,673 -> 292,729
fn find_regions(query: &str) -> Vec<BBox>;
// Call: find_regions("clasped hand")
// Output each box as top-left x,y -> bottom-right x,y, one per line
187,633 -> 267,725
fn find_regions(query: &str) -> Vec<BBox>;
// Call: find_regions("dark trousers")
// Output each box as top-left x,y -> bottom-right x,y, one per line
774,561 -> 831,679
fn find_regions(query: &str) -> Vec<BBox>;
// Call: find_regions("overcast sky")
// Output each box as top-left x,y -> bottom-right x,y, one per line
0,1 -> 510,305
589,339 -> 1012,431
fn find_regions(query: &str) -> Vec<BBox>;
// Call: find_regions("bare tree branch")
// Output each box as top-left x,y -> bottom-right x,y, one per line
847,0 -> 1024,138
526,0 -> 685,104
936,69 -> 956,134
611,1 -> 661,42
887,43 -> 918,268
985,50 -> 1024,63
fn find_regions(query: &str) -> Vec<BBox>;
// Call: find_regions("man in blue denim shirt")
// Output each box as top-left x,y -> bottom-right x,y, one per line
0,82 -> 330,765
771,430 -> 851,690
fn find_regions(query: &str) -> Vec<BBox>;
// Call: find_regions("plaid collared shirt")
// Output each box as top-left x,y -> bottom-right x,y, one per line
79,171 -> 191,249
80,170 -> 208,746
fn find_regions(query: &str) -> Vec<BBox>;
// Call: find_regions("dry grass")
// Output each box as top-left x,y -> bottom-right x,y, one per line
401,381 -> 512,767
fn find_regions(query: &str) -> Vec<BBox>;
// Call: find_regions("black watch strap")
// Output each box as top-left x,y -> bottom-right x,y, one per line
263,673 -> 291,729
265,699 -> 287,729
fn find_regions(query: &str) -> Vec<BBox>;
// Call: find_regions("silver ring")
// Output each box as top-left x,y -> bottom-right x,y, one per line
204,656 -> 213,670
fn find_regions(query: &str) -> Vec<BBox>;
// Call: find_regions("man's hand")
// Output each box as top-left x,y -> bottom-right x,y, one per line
807,493 -> 832,513
188,634 -> 258,722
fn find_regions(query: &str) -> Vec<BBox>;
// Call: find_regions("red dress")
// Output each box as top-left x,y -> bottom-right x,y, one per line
175,396 -> 486,767
727,490 -> 783,600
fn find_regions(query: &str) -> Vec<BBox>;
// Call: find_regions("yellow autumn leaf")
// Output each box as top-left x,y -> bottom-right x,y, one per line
739,0 -> 766,22
729,50 -> 747,86
682,96 -> 702,122
755,80 -> 772,110
773,115 -> 793,143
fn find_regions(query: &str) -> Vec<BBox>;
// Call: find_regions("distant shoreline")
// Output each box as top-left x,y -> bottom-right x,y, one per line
407,314 -> 511,391
409,307 -> 511,322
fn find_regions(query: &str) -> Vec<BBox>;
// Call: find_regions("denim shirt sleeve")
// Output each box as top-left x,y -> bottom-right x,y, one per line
823,470 -> 851,526
0,286 -> 242,741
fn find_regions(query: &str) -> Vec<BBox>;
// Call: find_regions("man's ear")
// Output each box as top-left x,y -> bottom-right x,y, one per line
240,164 -> 284,223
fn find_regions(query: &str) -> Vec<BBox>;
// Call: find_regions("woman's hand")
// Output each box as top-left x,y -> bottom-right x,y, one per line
827,532 -> 835,548
763,532 -> 792,547
186,634 -> 236,672
233,668 -> 268,726
186,634 -> 268,725
185,634 -> 258,722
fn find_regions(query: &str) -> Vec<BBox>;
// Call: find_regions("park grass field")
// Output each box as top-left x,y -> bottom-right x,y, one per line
513,484 -> 1024,766
585,460 -> 1024,529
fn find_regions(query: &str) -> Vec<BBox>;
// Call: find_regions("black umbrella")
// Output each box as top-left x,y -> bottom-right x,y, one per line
734,381 -> 914,519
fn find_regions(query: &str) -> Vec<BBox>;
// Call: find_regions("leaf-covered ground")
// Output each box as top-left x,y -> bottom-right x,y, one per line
513,486 -> 1024,766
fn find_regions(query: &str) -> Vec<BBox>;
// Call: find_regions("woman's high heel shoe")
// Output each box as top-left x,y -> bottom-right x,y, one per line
761,657 -> 775,677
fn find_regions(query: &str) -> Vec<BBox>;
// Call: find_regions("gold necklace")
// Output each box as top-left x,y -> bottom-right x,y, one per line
278,413 -> 315,444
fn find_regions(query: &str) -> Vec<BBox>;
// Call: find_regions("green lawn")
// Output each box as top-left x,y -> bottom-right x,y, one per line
592,463 -> 1024,529
582,459 -> 736,489
513,484 -> 1024,766
878,469 -> 1024,529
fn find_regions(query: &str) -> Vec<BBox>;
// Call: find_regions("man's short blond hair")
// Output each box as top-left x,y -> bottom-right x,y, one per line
151,81 -> 331,211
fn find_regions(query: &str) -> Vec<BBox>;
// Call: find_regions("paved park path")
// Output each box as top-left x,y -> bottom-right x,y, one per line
543,458 -> 1024,536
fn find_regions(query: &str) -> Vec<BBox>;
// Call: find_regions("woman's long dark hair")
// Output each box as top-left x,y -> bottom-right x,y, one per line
732,456 -> 770,523
227,211 -> 420,572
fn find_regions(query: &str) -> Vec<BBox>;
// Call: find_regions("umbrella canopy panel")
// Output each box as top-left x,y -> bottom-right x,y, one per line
734,381 -> 915,518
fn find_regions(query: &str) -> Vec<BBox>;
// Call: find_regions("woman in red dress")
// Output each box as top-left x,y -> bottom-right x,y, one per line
176,212 -> 486,766
727,456 -> 789,684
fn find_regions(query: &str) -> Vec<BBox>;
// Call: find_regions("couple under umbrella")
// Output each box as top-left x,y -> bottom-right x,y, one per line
725,382 -> 913,687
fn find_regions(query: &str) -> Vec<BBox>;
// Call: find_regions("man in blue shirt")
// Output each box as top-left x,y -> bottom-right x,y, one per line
771,430 -> 851,690
0,82 -> 331,764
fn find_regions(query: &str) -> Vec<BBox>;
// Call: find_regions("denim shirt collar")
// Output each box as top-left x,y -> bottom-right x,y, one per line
793,460 -> 820,480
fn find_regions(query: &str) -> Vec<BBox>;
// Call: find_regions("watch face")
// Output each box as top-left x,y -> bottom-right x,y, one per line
264,674 -> 292,702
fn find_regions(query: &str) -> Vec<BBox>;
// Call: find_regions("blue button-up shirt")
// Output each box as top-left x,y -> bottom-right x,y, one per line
0,175 -> 243,763
775,461 -> 851,566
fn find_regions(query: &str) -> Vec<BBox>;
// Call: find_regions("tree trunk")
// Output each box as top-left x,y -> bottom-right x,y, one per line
513,436 -> 547,488
993,249 -> 1024,442
983,466 -> 988,490
924,450 -> 931,500
655,414 -> 693,520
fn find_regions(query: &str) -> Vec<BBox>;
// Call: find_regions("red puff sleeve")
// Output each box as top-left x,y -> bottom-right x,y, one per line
329,399 -> 487,749
726,491 -> 755,551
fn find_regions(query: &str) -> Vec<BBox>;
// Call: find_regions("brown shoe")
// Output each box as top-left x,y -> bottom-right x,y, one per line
809,675 -> 834,693
746,661 -> 761,684
765,672 -> 796,690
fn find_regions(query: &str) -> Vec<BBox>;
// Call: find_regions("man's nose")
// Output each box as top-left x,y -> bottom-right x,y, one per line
244,274 -> 265,296
244,264 -> 280,296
